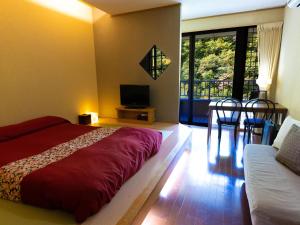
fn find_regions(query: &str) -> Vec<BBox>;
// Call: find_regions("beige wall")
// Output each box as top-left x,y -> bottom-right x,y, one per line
93,5 -> 181,122
0,1 -> 98,125
275,7 -> 300,119
182,8 -> 284,33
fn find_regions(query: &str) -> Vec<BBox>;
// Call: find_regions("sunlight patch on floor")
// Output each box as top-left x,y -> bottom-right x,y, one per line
159,151 -> 189,198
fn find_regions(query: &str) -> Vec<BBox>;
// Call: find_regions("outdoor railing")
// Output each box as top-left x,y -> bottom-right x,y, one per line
180,79 -> 257,100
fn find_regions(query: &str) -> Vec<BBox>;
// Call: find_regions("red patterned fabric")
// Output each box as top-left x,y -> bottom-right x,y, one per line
0,117 -> 162,222
0,127 -> 118,202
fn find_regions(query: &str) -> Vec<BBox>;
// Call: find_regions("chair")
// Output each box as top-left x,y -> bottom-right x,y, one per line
248,83 -> 268,100
215,98 -> 242,145
243,99 -> 275,143
249,90 -> 268,100
249,91 -> 259,100
249,83 -> 260,100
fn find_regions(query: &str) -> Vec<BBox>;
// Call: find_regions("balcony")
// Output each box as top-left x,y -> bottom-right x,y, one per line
179,79 -> 257,125
180,79 -> 257,100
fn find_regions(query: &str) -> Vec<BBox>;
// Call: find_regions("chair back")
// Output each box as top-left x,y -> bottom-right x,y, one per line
244,99 -> 275,126
215,98 -> 242,124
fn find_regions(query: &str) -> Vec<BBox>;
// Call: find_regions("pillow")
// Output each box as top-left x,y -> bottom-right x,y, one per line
276,124 -> 300,175
0,116 -> 70,142
272,116 -> 300,149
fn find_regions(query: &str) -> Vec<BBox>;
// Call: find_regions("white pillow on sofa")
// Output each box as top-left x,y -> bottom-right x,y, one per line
273,116 -> 300,149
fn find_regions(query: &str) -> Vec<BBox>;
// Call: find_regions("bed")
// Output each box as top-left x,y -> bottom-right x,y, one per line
0,116 -> 162,223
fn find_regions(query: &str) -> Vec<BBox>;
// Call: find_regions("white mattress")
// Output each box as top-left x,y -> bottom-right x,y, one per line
244,144 -> 300,225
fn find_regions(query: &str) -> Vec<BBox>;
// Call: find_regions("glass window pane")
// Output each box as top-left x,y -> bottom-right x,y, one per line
243,27 -> 259,100
194,31 -> 236,100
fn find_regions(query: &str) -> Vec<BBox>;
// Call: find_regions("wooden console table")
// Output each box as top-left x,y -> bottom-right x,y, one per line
116,107 -> 155,124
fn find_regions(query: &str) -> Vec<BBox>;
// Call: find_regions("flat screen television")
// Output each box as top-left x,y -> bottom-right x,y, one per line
120,85 -> 150,108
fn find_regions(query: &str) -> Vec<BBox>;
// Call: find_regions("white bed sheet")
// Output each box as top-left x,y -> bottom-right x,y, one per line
244,144 -> 300,225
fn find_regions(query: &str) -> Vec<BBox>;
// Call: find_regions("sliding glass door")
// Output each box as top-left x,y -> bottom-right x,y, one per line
180,26 -> 258,125
180,36 -> 190,124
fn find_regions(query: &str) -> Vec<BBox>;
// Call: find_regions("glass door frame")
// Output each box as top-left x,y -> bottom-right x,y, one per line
181,26 -> 255,125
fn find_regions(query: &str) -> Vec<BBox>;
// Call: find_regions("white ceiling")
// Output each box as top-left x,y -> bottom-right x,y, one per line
84,0 -> 287,20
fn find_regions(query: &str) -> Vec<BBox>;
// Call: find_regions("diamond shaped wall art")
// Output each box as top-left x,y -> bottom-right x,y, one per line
139,45 -> 171,80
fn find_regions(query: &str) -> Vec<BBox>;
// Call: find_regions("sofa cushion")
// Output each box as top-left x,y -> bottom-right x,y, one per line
244,144 -> 300,225
276,124 -> 300,175
273,116 -> 300,149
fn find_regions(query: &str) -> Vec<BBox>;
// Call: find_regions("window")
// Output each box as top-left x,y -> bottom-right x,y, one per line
180,26 -> 258,101
180,37 -> 190,98
194,31 -> 236,100
180,26 -> 259,125
244,27 -> 259,99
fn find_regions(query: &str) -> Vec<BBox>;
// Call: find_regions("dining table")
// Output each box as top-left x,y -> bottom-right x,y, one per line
207,101 -> 288,142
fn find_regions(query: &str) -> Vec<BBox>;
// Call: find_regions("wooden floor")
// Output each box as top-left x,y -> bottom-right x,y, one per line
139,126 -> 255,225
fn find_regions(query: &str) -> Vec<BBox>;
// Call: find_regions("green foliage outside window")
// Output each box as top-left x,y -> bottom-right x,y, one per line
180,28 -> 258,100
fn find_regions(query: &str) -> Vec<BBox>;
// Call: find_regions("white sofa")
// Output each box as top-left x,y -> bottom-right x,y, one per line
244,144 -> 300,225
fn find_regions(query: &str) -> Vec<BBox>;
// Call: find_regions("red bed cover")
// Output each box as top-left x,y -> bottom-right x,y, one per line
0,116 -> 162,222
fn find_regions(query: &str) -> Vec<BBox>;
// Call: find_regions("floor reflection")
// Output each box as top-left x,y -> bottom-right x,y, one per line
141,126 -> 252,225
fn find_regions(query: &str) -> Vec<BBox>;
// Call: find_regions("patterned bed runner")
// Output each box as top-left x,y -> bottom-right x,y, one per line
0,127 -> 118,201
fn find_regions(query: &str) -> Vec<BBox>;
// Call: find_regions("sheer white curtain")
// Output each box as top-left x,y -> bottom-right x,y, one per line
256,22 -> 283,92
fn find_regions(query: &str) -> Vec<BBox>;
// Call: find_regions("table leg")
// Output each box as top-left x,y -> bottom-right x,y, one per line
207,109 -> 213,143
281,111 -> 287,124
274,112 -> 279,125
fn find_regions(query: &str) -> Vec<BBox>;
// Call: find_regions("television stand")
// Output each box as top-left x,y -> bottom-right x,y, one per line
125,106 -> 146,109
116,106 -> 155,124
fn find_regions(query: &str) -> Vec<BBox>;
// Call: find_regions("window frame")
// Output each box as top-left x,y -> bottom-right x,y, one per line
182,25 -> 257,101
181,26 -> 257,125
